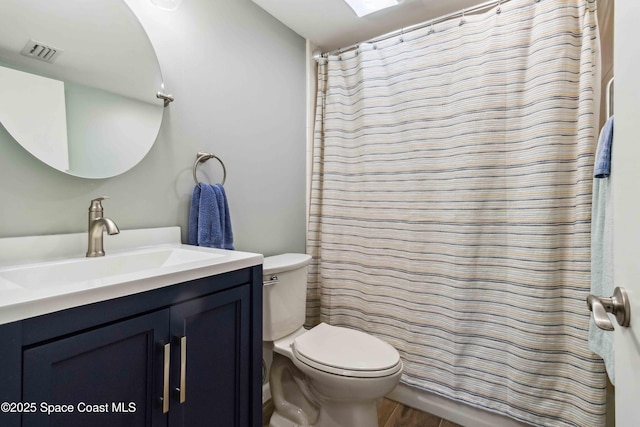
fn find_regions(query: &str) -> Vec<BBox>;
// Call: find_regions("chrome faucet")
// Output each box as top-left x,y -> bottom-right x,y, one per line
86,196 -> 120,257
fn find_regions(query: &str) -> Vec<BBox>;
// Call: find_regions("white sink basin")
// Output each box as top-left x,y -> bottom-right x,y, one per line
0,247 -> 225,289
0,227 -> 263,326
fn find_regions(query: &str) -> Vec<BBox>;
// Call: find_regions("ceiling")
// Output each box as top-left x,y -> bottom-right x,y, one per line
0,0 -> 162,103
252,0 -> 490,53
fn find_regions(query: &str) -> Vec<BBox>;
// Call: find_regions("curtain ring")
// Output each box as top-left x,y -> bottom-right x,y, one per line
459,8 -> 466,26
497,0 -> 502,14
428,20 -> 435,35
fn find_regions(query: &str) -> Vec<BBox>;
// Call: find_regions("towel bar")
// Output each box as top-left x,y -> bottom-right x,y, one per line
193,151 -> 227,188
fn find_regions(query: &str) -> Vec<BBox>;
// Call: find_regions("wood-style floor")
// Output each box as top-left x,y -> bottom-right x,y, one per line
263,398 -> 463,427
377,398 -> 463,427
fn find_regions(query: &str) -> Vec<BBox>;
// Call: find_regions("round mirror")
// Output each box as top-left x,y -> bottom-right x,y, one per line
0,0 -> 165,179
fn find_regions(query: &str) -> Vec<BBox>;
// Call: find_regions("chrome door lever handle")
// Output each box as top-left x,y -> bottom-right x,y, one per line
587,295 -> 614,331
587,287 -> 631,331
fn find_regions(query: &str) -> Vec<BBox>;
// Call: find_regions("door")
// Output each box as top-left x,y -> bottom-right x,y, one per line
22,310 -> 169,427
613,0 -> 640,424
168,284 -> 251,427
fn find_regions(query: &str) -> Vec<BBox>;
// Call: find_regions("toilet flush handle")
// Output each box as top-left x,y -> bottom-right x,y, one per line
264,275 -> 279,286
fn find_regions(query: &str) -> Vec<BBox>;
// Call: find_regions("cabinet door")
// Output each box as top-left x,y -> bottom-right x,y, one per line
169,284 -> 251,427
22,310 -> 169,427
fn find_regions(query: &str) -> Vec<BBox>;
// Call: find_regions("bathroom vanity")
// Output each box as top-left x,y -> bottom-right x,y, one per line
0,227 -> 263,427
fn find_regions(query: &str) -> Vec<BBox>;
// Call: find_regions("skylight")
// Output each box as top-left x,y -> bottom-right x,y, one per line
343,0 -> 400,17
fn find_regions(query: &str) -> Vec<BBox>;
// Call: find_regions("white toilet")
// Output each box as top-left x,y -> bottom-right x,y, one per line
263,253 -> 403,427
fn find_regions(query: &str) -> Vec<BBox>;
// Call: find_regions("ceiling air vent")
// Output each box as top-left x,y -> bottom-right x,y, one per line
20,39 -> 63,63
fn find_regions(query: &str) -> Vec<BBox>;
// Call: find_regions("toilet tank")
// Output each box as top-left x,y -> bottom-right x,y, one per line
263,253 -> 312,341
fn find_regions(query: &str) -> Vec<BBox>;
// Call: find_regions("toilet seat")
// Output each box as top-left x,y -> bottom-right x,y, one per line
292,323 -> 402,378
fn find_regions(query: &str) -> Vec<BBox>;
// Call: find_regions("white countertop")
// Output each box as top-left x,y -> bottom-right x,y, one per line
0,227 -> 263,325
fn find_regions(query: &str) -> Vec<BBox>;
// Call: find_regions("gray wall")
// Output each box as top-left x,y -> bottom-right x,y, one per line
0,0 -> 307,256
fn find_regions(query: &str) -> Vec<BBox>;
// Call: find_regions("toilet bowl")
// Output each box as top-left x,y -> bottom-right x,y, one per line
263,254 -> 403,427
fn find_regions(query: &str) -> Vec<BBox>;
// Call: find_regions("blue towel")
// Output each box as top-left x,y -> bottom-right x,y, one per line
594,116 -> 614,178
187,183 -> 234,250
214,184 -> 234,250
187,184 -> 201,245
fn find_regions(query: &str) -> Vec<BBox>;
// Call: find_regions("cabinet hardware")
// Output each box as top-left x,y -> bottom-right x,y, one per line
179,336 -> 187,404
162,343 -> 171,413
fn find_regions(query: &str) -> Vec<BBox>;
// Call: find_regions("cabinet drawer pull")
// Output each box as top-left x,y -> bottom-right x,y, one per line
162,342 -> 170,414
179,336 -> 186,404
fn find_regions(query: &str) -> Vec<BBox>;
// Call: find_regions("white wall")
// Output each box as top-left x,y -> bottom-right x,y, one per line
64,82 -> 163,178
0,0 -> 307,256
0,66 -> 69,172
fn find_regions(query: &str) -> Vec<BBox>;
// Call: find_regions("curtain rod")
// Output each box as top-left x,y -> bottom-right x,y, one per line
319,0 -> 521,59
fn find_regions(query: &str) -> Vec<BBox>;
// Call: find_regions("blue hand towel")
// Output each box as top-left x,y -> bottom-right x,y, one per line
187,184 -> 201,245
594,116 -> 614,178
187,183 -> 234,250
197,183 -> 223,248
214,184 -> 234,250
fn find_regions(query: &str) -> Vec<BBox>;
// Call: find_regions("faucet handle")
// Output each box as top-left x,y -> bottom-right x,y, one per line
89,196 -> 110,212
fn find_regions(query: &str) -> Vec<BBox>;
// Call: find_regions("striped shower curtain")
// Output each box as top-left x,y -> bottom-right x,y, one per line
307,0 -> 605,426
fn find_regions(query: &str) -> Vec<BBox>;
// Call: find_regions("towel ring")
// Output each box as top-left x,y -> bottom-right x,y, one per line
193,151 -> 227,188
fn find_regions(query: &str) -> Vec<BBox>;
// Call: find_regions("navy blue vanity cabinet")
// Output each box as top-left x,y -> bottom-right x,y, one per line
169,284 -> 251,427
22,310 -> 170,427
0,265 -> 262,427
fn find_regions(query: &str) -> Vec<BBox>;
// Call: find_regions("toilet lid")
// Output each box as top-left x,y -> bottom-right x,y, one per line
292,323 -> 401,378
